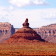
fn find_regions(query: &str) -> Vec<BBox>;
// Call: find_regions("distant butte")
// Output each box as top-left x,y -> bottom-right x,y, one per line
4,18 -> 45,43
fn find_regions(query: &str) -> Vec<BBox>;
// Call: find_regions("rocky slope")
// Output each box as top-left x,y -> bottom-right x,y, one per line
0,22 -> 15,42
4,19 -> 45,43
34,24 -> 56,43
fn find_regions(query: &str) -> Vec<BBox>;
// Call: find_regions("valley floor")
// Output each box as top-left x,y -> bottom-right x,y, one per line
0,40 -> 56,56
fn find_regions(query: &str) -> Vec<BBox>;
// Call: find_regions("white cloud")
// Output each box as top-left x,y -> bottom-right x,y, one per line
0,6 -> 8,17
9,0 -> 47,7
6,8 -> 56,28
9,6 -> 14,10
0,6 -> 56,28
32,0 -> 47,5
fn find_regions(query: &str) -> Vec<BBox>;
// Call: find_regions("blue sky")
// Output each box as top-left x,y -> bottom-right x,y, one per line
0,0 -> 56,9
0,0 -> 56,28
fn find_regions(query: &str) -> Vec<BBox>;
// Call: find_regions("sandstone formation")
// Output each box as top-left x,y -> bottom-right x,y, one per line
0,22 -> 15,42
5,18 -> 45,43
34,24 -> 56,43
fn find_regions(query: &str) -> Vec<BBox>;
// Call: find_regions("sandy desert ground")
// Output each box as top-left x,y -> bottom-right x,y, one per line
0,39 -> 56,56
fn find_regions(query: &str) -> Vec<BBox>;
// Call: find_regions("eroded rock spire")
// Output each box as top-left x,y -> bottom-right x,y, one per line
23,18 -> 29,28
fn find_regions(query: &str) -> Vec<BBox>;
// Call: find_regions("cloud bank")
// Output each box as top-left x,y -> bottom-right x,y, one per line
9,0 -> 47,7
0,0 -> 56,28
0,6 -> 56,28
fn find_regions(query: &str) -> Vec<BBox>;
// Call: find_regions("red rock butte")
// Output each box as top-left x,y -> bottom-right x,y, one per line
5,18 -> 45,43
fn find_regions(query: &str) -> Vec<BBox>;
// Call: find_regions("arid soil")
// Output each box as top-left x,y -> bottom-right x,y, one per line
0,39 -> 56,56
